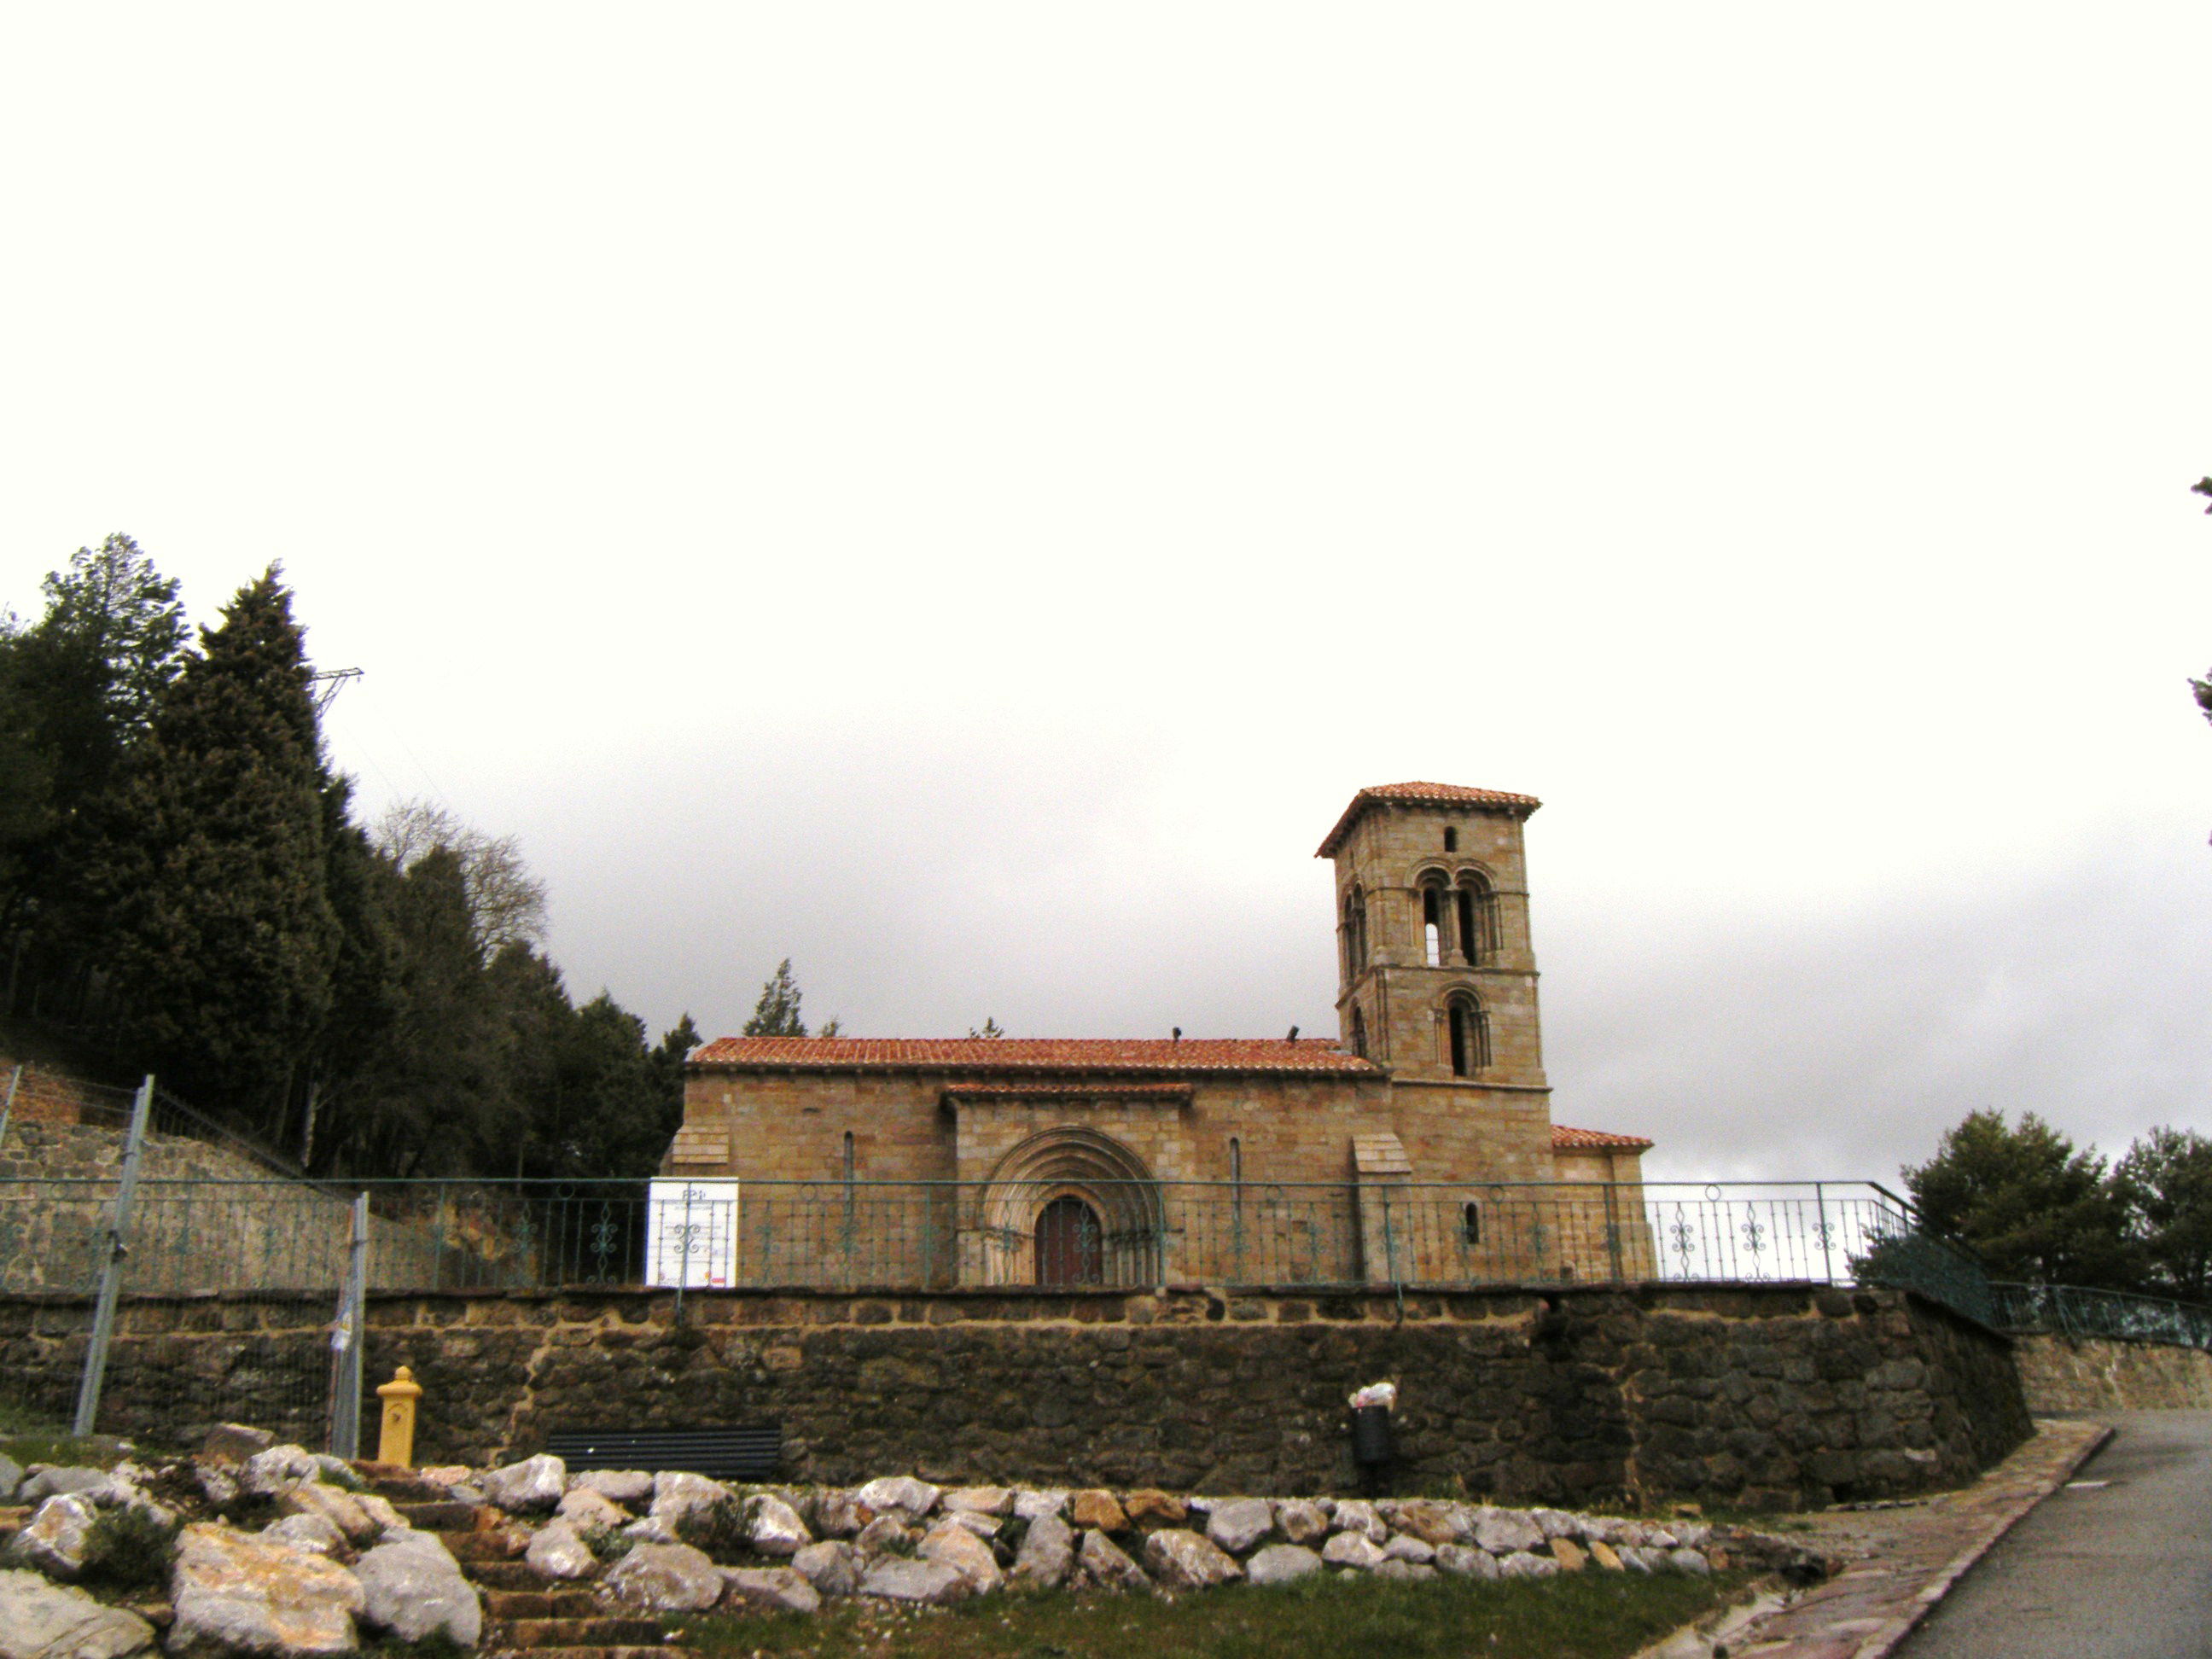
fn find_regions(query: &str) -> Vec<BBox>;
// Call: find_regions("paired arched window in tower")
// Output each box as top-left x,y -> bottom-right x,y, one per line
1445,992 -> 1490,1077
1417,868 -> 1501,967
1343,885 -> 1369,979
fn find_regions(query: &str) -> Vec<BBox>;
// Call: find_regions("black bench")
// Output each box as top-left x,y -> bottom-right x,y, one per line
542,1425 -> 782,1483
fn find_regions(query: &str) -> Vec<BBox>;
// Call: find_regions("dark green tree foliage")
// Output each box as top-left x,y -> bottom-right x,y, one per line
81,568 -> 339,1116
743,958 -> 808,1036
2115,1127 -> 2212,1302
1902,1109 -> 2137,1289
0,536 -> 187,939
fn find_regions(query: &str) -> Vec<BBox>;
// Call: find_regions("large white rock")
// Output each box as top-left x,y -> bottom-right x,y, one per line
600,1542 -> 725,1614
1498,1550 -> 1560,1578
525,1520 -> 600,1580
1330,1499 -> 1387,1543
814,1489 -> 875,1538
859,1557 -> 972,1604
0,1454 -> 20,1505
791,1540 -> 861,1598
1243,1544 -> 1324,1587
1386,1499 -> 1468,1546
919,1520 -> 1003,1592
276,1480 -> 379,1545
1532,1508 -> 1583,1540
1204,1498 -> 1273,1557
481,1454 -> 568,1514
356,1531 -> 482,1647
748,1493 -> 813,1557
1010,1513 -> 1074,1590
1077,1528 -> 1150,1591
941,1486 -> 1013,1516
168,1522 -> 364,1658
15,1494 -> 98,1580
0,1567 -> 154,1659
18,1466 -> 110,1505
238,1445 -> 321,1498
1669,1547 -> 1712,1576
1471,1507 -> 1546,1555
946,1511 -> 999,1540
1320,1531 -> 1387,1571
1010,1489 -> 1068,1523
1382,1534 -> 1436,1563
354,1492 -> 411,1538
649,1470 -> 733,1526
854,1476 -> 940,1518
261,1513 -> 350,1559
556,1486 -> 629,1531
1143,1529 -> 1243,1590
1435,1543 -> 1501,1579
1275,1499 -> 1331,1545
572,1469 -> 655,1506
1375,1558 -> 1438,1582
722,1565 -> 822,1615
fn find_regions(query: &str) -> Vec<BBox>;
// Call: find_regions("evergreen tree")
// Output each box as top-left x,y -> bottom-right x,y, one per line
743,959 -> 809,1036
1902,1109 -> 2136,1288
81,568 -> 340,1120
0,535 -> 187,942
2115,1127 -> 2212,1301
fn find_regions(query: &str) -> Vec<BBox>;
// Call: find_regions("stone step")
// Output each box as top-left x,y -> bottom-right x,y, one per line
483,1589 -> 602,1620
398,1499 -> 480,1531
489,1618 -> 665,1650
469,1561 -> 579,1592
436,1528 -> 526,1563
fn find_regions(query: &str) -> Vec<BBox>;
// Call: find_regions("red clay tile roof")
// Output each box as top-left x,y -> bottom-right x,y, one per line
940,1081 -> 1194,1099
1316,781 -> 1543,857
1551,1124 -> 1655,1151
689,1038 -> 1377,1076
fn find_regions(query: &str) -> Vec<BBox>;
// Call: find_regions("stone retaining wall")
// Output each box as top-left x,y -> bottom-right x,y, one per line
0,1281 -> 2029,1510
2013,1332 -> 2212,1412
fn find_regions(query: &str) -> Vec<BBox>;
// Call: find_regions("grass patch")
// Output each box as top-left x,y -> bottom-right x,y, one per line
679,1567 -> 1751,1659
0,1393 -> 125,1471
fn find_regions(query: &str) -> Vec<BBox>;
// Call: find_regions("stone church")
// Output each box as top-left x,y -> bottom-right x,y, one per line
664,783 -> 1653,1289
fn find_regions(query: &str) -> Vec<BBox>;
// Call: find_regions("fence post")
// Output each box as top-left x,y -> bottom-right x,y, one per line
329,1193 -> 369,1458
74,1074 -> 154,1437
0,1063 -> 20,1150
1814,1183 -> 1835,1284
1603,1183 -> 1625,1282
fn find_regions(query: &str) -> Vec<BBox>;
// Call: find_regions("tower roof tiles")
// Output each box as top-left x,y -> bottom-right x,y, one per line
1316,781 -> 1543,857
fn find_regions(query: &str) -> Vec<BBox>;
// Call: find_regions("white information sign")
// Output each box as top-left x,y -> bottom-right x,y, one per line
644,1179 -> 740,1289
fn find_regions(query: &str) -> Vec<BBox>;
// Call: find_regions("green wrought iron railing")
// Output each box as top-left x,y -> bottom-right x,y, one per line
1989,1281 -> 2212,1351
0,1173 -> 1940,1301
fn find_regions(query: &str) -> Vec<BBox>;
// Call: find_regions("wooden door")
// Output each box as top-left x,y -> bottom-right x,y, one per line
1036,1196 -> 1103,1286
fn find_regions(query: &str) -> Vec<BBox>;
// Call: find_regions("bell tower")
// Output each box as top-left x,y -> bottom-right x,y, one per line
1316,782 -> 1549,1091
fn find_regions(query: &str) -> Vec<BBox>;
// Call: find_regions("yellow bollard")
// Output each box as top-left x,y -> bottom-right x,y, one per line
375,1365 -> 423,1468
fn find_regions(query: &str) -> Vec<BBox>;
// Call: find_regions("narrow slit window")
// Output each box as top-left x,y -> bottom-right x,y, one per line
1443,828 -> 1458,853
1462,1202 -> 1481,1244
842,1132 -> 855,1181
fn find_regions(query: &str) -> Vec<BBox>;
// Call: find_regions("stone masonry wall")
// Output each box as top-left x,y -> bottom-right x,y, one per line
0,1281 -> 2028,1511
2013,1333 -> 2212,1412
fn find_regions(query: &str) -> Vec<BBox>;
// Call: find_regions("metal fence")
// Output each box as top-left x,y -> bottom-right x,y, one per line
1990,1281 -> 2212,1351
0,1173 -> 1937,1296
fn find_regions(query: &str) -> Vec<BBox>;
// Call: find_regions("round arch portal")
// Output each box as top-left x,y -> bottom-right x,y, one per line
970,1126 -> 1164,1288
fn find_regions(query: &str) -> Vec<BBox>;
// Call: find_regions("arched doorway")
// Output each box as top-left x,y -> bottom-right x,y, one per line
969,1126 -> 1165,1287
1036,1196 -> 1103,1285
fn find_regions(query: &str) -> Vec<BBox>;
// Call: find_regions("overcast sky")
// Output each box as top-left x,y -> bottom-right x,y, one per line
5,7 -> 2210,1183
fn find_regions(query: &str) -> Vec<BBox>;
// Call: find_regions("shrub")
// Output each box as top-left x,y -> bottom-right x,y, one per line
80,1506 -> 181,1592
580,1523 -> 634,1564
674,1497 -> 754,1563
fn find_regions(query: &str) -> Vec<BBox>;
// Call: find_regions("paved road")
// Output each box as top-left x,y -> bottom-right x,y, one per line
1901,1411 -> 2212,1659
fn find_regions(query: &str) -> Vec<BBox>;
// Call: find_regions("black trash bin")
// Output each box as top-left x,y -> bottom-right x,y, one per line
1351,1404 -> 1394,1493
